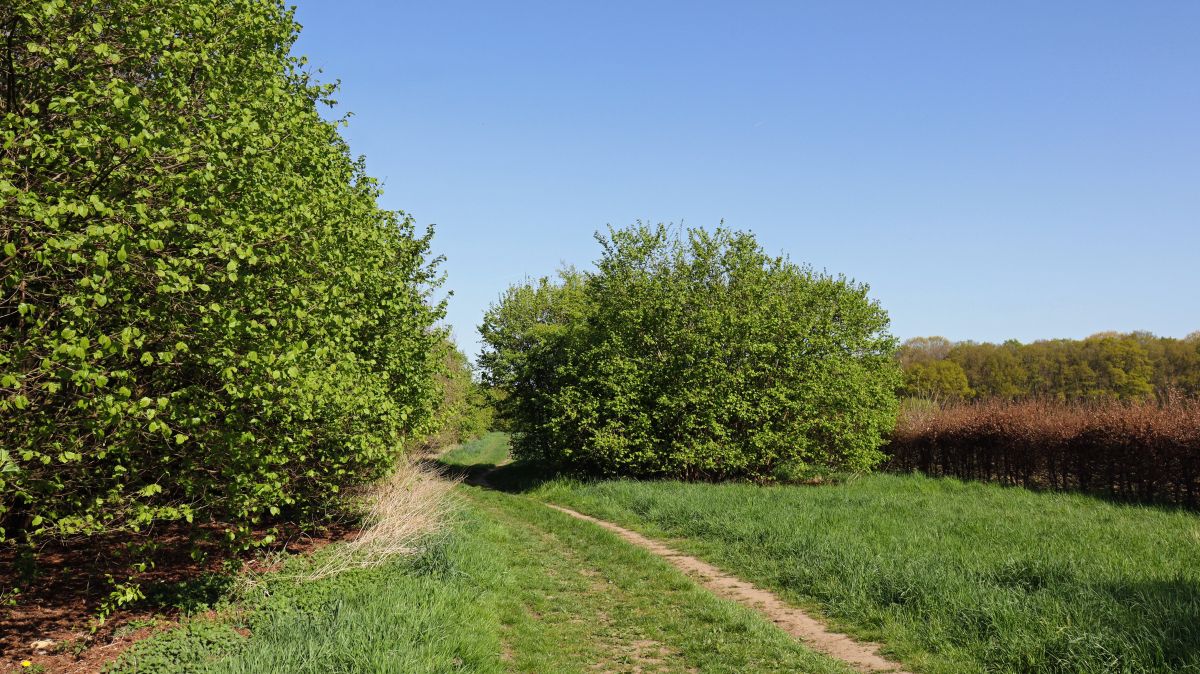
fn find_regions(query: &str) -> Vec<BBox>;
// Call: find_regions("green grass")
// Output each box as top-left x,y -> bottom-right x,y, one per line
109,509 -> 506,674
532,472 -> 1200,674
463,487 -> 853,673
109,470 -> 853,672
114,431 -> 1200,673
438,432 -> 512,468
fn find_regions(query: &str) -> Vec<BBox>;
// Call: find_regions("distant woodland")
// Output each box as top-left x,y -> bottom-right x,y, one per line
899,332 -> 1200,401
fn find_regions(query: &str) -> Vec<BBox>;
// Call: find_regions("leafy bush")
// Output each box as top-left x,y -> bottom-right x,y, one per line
0,0 -> 444,549
416,339 -> 495,451
480,224 -> 900,479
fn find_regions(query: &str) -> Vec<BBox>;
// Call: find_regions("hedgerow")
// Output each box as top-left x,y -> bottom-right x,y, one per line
888,398 -> 1200,506
480,224 -> 901,479
1,0 -> 444,557
416,339 -> 495,452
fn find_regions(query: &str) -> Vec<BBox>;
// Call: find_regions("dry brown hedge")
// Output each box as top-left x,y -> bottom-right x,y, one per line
886,399 -> 1200,506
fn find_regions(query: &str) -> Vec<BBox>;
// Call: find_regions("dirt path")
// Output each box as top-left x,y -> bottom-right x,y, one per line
545,504 -> 913,674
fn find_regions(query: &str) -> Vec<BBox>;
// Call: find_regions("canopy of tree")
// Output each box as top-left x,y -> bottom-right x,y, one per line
1,0 -> 444,551
479,224 -> 901,479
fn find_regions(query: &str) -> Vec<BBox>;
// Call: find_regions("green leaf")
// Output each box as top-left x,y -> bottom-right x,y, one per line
6,0 -> 446,578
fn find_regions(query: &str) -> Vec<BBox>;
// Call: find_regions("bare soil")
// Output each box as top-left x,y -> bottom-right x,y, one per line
0,523 -> 356,673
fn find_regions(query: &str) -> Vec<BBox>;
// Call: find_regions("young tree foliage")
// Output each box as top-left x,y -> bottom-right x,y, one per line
418,338 -> 495,451
0,0 -> 444,546
480,224 -> 901,479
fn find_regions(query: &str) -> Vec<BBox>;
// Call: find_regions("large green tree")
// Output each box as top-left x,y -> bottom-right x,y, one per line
480,224 -> 900,479
1,0 -> 444,550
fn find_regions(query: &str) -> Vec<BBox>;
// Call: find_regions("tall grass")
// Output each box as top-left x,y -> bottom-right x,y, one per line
108,509 -> 506,674
536,474 -> 1200,674
888,398 -> 1200,505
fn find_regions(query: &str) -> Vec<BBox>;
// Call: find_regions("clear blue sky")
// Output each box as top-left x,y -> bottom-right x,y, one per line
291,1 -> 1199,358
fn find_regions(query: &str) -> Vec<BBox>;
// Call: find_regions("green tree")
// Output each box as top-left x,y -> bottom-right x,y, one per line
480,224 -> 900,479
898,336 -> 953,368
902,359 -> 973,401
949,341 -> 1028,398
1079,334 -> 1153,400
904,332 -> 1188,402
478,269 -> 589,458
1,0 -> 443,552
1139,332 -> 1200,398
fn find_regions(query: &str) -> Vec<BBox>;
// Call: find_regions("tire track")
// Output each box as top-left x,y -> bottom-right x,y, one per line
544,504 -> 912,674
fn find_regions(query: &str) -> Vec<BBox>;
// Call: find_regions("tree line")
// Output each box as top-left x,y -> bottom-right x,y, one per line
899,332 -> 1200,402
0,0 -> 469,601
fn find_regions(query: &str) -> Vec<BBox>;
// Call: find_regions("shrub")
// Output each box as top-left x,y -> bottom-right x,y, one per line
480,223 -> 901,479
0,0 -> 444,551
887,399 -> 1200,506
416,339 -> 495,452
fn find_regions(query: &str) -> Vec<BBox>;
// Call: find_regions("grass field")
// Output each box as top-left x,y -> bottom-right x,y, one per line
534,473 -> 1200,673
110,466 -> 852,672
451,435 -> 1200,672
107,433 -> 1200,673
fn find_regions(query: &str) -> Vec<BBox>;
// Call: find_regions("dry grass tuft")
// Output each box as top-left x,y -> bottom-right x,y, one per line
300,461 -> 459,581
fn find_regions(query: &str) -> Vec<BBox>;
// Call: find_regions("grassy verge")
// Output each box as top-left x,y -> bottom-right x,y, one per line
109,473 -> 854,672
109,506 -> 505,674
532,472 -> 1200,674
439,432 -> 512,468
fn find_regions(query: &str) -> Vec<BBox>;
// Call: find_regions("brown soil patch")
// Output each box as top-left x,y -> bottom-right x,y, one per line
0,522 -> 356,673
546,504 -> 912,674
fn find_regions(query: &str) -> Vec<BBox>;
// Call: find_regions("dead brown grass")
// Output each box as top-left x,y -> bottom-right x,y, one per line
888,398 -> 1200,506
299,461 -> 459,581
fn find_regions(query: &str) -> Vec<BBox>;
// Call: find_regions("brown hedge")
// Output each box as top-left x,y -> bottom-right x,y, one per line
886,399 -> 1200,506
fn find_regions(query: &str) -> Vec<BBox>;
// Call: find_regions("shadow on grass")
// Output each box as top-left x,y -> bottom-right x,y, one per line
141,572 -> 238,614
424,457 -> 562,494
1099,578 -> 1200,668
425,455 -> 842,494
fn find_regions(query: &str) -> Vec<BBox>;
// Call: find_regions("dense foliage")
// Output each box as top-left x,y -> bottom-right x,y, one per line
417,340 -> 494,451
889,399 -> 1200,506
0,0 -> 444,552
899,333 -> 1200,401
480,224 -> 901,479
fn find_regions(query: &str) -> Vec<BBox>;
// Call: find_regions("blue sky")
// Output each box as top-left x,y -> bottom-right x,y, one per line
291,1 -> 1199,358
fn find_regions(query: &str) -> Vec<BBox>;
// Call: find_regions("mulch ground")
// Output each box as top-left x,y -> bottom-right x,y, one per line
1,522 -> 356,673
